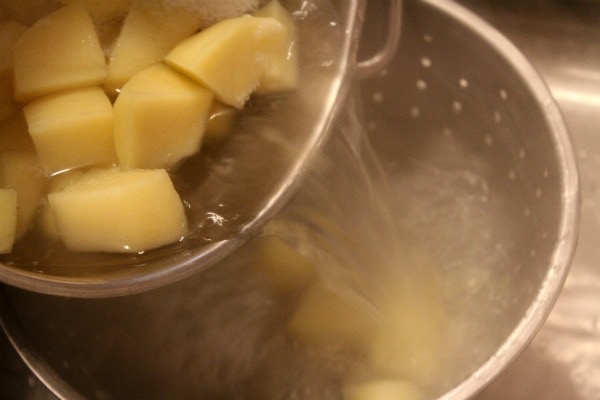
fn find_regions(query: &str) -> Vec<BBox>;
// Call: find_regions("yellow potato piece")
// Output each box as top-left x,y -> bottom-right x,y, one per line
0,188 -> 17,253
0,111 -> 36,152
253,235 -> 316,294
253,0 -> 298,94
13,4 -> 107,101
0,151 -> 45,239
164,15 -> 285,108
202,101 -> 238,148
0,21 -> 27,122
48,168 -> 188,253
287,279 -> 377,347
58,0 -> 131,20
114,63 -> 213,170
344,379 -> 424,400
367,266 -> 446,386
104,1 -> 201,95
24,87 -> 116,174
39,169 -> 84,240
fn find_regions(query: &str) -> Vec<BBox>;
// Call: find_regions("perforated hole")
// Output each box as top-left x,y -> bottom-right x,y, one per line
372,91 -> 384,103
452,101 -> 463,113
410,106 -> 421,118
416,79 -> 428,91
493,111 -> 502,123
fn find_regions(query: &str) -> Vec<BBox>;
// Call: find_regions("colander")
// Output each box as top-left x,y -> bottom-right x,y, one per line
0,0 -> 401,297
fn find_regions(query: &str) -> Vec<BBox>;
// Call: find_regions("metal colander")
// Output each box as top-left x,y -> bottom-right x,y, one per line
0,0 -> 399,297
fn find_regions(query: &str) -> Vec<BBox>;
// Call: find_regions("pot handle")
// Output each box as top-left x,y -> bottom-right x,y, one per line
357,0 -> 403,79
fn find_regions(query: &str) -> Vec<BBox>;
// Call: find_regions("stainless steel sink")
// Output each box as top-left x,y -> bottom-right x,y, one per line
1,1 -> 599,399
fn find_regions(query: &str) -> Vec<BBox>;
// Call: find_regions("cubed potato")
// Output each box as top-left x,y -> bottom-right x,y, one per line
48,168 -> 188,253
343,379 -> 424,400
0,111 -> 36,152
367,267 -> 445,386
0,151 -> 45,239
58,0 -> 131,20
253,235 -> 316,294
103,1 -> 201,95
202,101 -> 237,147
39,169 -> 84,240
13,4 -> 108,101
253,0 -> 298,94
113,63 -> 213,170
0,0 -> 62,26
0,188 -> 17,253
287,279 -> 377,347
24,87 -> 116,174
0,21 -> 28,121
164,15 -> 285,108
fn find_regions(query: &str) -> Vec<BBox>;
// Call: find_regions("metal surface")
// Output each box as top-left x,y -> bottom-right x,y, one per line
0,0 -> 581,399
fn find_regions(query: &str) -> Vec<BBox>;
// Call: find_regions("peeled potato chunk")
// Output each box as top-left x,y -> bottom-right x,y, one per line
253,235 -> 316,294
368,266 -> 445,386
13,4 -> 108,101
0,151 -> 45,239
114,63 -> 214,170
24,87 -> 116,174
164,15 -> 285,108
202,101 -> 238,147
39,169 -> 84,240
0,188 -> 17,253
253,0 -> 298,94
287,279 -> 377,347
104,1 -> 201,94
48,168 -> 188,253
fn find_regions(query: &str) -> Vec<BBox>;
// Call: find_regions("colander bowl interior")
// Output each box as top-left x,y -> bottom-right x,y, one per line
360,0 -> 579,397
